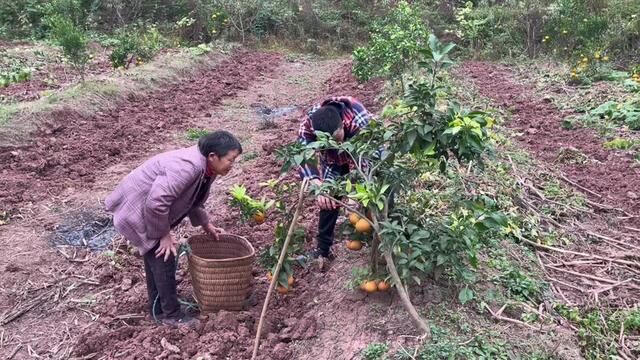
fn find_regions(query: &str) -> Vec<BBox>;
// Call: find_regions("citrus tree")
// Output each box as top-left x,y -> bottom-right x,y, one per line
279,34 -> 506,335
228,180 -> 305,294
352,0 -> 428,89
48,15 -> 89,80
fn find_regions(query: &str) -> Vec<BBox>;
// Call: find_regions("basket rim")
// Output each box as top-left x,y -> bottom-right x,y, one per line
187,233 -> 255,263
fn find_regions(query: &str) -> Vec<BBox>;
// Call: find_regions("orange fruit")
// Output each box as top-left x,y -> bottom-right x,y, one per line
355,219 -> 372,233
346,240 -> 363,251
267,272 -> 273,281
252,212 -> 265,224
377,280 -> 390,291
288,275 -> 294,286
348,212 -> 360,225
362,281 -> 378,293
359,282 -> 367,291
277,285 -> 289,294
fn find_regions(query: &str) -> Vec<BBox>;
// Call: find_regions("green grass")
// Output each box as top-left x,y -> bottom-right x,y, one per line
0,103 -> 18,126
360,343 -> 389,360
185,128 -> 210,141
603,137 -> 636,150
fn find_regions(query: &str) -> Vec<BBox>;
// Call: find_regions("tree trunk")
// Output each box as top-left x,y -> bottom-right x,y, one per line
370,233 -> 380,274
384,249 -> 430,335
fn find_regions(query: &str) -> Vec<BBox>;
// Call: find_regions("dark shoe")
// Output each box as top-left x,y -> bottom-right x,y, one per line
296,248 -> 335,272
160,313 -> 199,328
296,248 -> 335,263
148,312 -> 165,322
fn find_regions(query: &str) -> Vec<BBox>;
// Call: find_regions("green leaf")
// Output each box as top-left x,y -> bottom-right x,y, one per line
443,127 -> 461,135
458,287 -> 474,304
406,130 -> 417,149
441,43 -> 456,55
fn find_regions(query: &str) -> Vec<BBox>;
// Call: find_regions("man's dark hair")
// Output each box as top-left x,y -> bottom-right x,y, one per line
310,105 -> 342,134
198,130 -> 243,157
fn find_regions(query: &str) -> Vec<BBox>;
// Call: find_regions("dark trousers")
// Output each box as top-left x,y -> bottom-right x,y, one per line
317,164 -> 350,257
143,242 -> 180,318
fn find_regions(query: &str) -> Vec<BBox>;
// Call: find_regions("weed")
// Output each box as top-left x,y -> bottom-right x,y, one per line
185,128 -> 209,141
499,268 -> 543,303
242,152 -> 258,162
555,305 -> 640,359
102,250 -> 123,270
556,147 -> 589,165
361,343 -> 389,360
583,100 -> 640,131
0,104 -> 18,126
395,326 -> 510,360
603,138 -> 636,150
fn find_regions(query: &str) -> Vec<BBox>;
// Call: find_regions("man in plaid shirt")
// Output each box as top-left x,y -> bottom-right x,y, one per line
297,96 -> 372,264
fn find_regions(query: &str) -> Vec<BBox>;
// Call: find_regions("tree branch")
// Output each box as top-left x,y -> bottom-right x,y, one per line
324,195 -> 375,229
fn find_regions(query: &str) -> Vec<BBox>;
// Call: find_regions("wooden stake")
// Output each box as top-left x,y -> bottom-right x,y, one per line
251,179 -> 308,360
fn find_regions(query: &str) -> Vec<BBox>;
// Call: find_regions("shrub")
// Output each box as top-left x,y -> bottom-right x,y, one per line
48,15 -> 89,79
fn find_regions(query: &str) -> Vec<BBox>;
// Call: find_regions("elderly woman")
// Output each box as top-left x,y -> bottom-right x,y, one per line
106,130 -> 242,326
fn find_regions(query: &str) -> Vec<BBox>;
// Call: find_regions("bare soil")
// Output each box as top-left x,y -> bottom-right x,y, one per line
0,51 -> 400,360
459,62 -> 640,222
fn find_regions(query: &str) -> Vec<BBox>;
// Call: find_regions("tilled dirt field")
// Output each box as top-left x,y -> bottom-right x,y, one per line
0,50 -> 283,211
0,50 -> 393,360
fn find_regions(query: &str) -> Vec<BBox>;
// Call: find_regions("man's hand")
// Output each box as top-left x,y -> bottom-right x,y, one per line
155,233 -> 178,262
311,179 -> 340,210
311,178 -> 323,188
317,195 -> 340,210
203,223 -> 225,241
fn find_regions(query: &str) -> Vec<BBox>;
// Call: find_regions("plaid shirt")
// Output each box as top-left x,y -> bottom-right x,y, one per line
298,96 -> 372,180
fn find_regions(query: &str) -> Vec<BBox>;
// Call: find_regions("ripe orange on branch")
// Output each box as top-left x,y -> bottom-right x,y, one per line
355,219 -> 372,233
346,240 -> 363,251
377,280 -> 390,291
252,211 -> 265,224
362,281 -> 378,293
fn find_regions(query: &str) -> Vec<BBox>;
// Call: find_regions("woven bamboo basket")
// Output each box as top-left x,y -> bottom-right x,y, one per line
187,234 -> 255,312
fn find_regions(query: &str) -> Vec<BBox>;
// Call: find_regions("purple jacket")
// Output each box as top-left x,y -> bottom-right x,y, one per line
105,145 -> 212,255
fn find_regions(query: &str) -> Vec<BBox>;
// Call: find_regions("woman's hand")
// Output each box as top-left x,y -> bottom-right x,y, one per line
203,223 -> 225,241
155,233 -> 178,261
